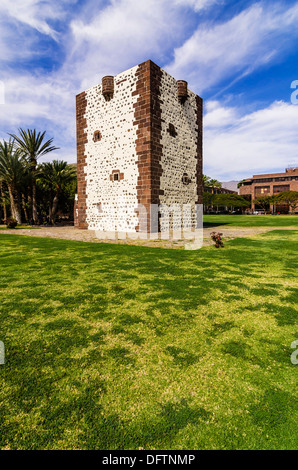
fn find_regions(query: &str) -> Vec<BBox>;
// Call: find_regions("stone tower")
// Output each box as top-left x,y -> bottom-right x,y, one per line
75,59 -> 203,235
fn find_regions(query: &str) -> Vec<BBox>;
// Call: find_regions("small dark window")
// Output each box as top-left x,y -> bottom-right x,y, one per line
110,170 -> 124,182
182,173 -> 191,185
273,185 -> 290,193
255,186 -> 270,196
93,130 -> 102,142
167,123 -> 177,137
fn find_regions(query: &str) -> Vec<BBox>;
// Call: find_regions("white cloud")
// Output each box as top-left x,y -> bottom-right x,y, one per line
67,0 -> 220,90
0,72 -> 76,162
0,74 -> 72,124
204,100 -> 239,128
0,19 -> 39,63
204,100 -> 298,180
166,2 -> 298,94
68,0 -> 188,89
174,0 -> 221,11
0,0 -> 77,65
0,0 -> 65,39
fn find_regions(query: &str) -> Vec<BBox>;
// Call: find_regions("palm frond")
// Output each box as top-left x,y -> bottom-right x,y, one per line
9,128 -> 59,161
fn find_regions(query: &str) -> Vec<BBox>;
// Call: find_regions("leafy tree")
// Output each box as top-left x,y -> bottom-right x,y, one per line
58,175 -> 77,219
203,191 -> 215,213
203,191 -> 215,207
252,195 -> 273,211
38,160 -> 76,224
9,129 -> 58,224
214,193 -> 250,209
274,190 -> 298,213
0,140 -> 26,224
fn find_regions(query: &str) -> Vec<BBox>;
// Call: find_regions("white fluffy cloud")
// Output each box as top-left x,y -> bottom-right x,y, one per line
174,0 -> 221,10
204,100 -> 298,180
0,0 -> 66,39
166,2 -> 298,93
0,73 -> 76,161
68,0 -> 200,89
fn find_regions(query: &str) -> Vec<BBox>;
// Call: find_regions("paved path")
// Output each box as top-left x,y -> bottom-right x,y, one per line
1,225 -> 296,249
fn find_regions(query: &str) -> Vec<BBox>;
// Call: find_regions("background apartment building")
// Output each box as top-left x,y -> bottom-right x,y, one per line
239,167 -> 298,213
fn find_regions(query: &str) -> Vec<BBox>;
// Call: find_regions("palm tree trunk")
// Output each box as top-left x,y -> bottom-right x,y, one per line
27,187 -> 32,221
8,186 -> 16,219
15,198 -> 22,224
22,193 -> 29,222
0,182 -> 7,221
49,202 -> 53,224
31,158 -> 38,224
8,186 -> 21,224
51,191 -> 59,225
32,178 -> 38,224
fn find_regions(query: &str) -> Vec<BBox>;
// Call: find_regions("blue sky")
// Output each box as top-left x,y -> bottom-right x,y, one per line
0,0 -> 298,181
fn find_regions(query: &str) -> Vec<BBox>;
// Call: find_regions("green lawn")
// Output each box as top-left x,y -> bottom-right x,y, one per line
204,214 -> 298,227
0,231 -> 297,450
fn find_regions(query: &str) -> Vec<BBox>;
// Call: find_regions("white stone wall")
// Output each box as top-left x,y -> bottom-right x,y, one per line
84,66 -> 139,232
81,63 -> 200,234
159,69 -> 199,231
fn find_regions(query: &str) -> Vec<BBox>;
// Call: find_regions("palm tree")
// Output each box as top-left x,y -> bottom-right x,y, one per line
0,140 -> 26,224
203,175 -> 222,193
19,167 -> 32,224
9,129 -> 58,224
203,174 -> 211,186
38,160 -> 76,225
208,179 -> 222,193
0,180 -> 8,222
